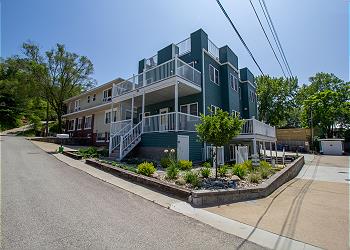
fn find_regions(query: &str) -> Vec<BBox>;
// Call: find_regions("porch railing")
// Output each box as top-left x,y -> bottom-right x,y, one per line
112,57 -> 201,98
109,119 -> 132,154
241,119 -> 276,137
177,37 -> 191,56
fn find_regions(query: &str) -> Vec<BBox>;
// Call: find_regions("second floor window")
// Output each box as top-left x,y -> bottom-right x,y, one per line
209,64 -> 219,85
74,99 -> 80,111
87,96 -> 90,103
103,88 -> 112,102
105,111 -> 111,124
249,90 -> 256,102
230,73 -> 238,91
92,94 -> 96,101
180,102 -> 198,116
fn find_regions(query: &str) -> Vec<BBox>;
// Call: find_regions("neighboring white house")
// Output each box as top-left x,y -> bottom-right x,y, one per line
319,139 -> 344,155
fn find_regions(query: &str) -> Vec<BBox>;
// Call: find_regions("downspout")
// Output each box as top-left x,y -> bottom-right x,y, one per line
202,48 -> 207,161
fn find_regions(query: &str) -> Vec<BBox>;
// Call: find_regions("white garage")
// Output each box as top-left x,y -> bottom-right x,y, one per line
319,139 -> 344,155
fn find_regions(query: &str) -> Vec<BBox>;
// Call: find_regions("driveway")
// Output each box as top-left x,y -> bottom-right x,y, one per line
206,154 -> 350,249
0,135 -> 263,249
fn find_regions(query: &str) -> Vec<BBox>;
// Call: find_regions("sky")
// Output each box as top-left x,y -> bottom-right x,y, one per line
1,0 -> 348,86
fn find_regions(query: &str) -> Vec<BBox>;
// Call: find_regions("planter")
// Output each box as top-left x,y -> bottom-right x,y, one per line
62,151 -> 83,160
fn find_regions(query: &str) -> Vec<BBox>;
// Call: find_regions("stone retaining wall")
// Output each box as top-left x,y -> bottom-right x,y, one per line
31,137 -> 92,146
85,159 -> 191,199
62,151 -> 83,160
189,156 -> 305,207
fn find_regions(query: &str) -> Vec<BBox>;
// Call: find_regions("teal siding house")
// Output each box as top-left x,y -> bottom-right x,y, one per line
109,29 -> 276,163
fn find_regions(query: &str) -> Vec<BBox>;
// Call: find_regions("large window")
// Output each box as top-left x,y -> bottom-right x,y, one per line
180,102 -> 198,116
74,99 -> 80,111
77,118 -> 83,130
105,111 -> 111,124
103,88 -> 112,102
230,73 -> 238,92
84,116 -> 92,129
68,119 -> 75,131
209,64 -> 219,85
249,90 -> 256,102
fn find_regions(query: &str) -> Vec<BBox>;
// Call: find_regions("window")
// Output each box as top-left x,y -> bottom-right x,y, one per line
249,90 -> 256,102
230,73 -> 238,91
87,95 -> 90,103
92,94 -> 96,101
103,88 -> 112,102
180,102 -> 198,116
239,87 -> 242,100
68,119 -> 75,131
209,64 -> 219,85
74,99 -> 80,111
232,110 -> 240,118
139,112 -> 150,121
112,110 -> 117,123
210,105 -> 219,114
77,118 -> 83,130
84,116 -> 92,129
105,111 -> 111,124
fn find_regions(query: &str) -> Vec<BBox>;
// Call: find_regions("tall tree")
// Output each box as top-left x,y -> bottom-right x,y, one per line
22,43 -> 96,132
196,108 -> 243,178
256,75 -> 299,128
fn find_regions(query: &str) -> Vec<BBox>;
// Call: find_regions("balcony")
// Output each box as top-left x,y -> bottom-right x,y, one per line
239,119 -> 276,140
112,57 -> 201,100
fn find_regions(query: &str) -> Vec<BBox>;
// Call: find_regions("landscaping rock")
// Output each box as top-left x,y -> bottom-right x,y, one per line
231,175 -> 241,181
175,179 -> 186,186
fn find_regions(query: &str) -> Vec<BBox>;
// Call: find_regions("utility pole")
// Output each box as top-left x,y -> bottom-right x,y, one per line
45,101 -> 49,137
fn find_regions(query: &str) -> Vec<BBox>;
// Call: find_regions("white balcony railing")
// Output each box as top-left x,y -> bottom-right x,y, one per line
112,57 -> 201,98
208,38 -> 220,60
177,37 -> 191,56
241,119 -> 276,138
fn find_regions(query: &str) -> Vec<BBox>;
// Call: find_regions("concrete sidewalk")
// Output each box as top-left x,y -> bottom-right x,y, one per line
206,155 -> 350,250
30,139 -> 323,250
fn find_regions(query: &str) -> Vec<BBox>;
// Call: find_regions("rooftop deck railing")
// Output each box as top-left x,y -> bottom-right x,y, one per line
177,37 -> 191,56
208,38 -> 220,60
112,57 -> 201,98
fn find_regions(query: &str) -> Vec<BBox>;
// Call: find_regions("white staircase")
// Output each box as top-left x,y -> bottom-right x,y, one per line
109,121 -> 143,161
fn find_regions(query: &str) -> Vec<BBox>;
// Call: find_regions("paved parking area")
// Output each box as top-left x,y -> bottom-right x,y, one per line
206,155 -> 350,250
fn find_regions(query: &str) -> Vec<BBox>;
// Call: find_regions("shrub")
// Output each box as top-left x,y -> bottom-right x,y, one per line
78,147 -> 98,158
98,148 -> 109,157
137,162 -> 156,176
242,160 -> 253,171
259,161 -> 273,179
247,172 -> 262,183
160,157 -> 171,168
166,163 -> 179,180
178,160 -> 193,170
184,171 -> 200,187
232,163 -> 248,179
218,165 -> 229,177
201,167 -> 211,178
202,162 -> 211,168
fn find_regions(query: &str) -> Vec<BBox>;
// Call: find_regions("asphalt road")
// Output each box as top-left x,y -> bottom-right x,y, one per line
1,136 -> 264,249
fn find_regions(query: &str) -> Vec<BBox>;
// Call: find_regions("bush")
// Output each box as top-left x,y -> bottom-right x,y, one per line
201,167 -> 211,178
137,162 -> 156,176
160,157 -> 171,168
78,147 -> 98,158
98,148 -> 109,157
259,161 -> 273,179
178,160 -> 193,170
166,163 -> 179,180
202,162 -> 211,168
247,172 -> 261,183
218,165 -> 229,177
242,160 -> 253,171
232,163 -> 248,179
184,171 -> 200,188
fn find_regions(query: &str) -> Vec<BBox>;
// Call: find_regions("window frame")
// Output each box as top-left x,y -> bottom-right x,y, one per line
87,95 -> 90,103
84,115 -> 92,129
232,110 -> 240,118
102,88 -> 112,102
209,64 -> 219,85
77,117 -> 83,130
74,99 -> 80,111
229,73 -> 238,92
104,110 -> 111,124
210,105 -> 219,114
92,93 -> 96,101
180,102 -> 198,117
68,119 -> 75,131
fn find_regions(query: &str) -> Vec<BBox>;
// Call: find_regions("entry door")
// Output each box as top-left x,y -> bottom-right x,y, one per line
177,135 -> 189,160
159,108 -> 169,131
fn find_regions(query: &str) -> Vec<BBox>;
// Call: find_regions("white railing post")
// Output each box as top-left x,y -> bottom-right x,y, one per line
109,135 -> 113,155
175,83 -> 179,131
142,92 -> 145,133
119,135 -> 123,159
143,69 -> 146,87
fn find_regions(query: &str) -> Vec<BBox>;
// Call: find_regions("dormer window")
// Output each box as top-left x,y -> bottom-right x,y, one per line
103,88 -> 112,102
92,94 -> 96,101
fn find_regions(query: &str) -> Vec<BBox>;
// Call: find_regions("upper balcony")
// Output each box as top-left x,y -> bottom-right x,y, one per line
112,57 -> 201,101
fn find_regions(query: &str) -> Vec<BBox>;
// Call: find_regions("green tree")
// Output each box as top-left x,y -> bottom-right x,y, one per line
22,43 -> 96,133
256,75 -> 299,128
196,108 -> 244,178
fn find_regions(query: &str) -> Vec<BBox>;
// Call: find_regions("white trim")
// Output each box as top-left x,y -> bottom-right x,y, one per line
104,110 -> 112,124
204,49 -> 239,73
62,102 -> 111,117
74,99 -> 81,112
240,80 -> 256,89
180,102 -> 198,117
229,73 -> 239,92
102,88 -> 112,102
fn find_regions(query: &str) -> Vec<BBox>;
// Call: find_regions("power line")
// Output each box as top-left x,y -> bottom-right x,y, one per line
215,0 -> 265,76
249,0 -> 287,78
259,0 -> 293,78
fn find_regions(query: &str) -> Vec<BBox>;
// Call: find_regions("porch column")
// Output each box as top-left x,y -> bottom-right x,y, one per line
175,81 -> 179,131
263,141 -> 266,161
142,92 -> 145,133
269,141 -> 272,160
275,141 -> 278,159
131,95 -> 134,125
253,138 -> 257,157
